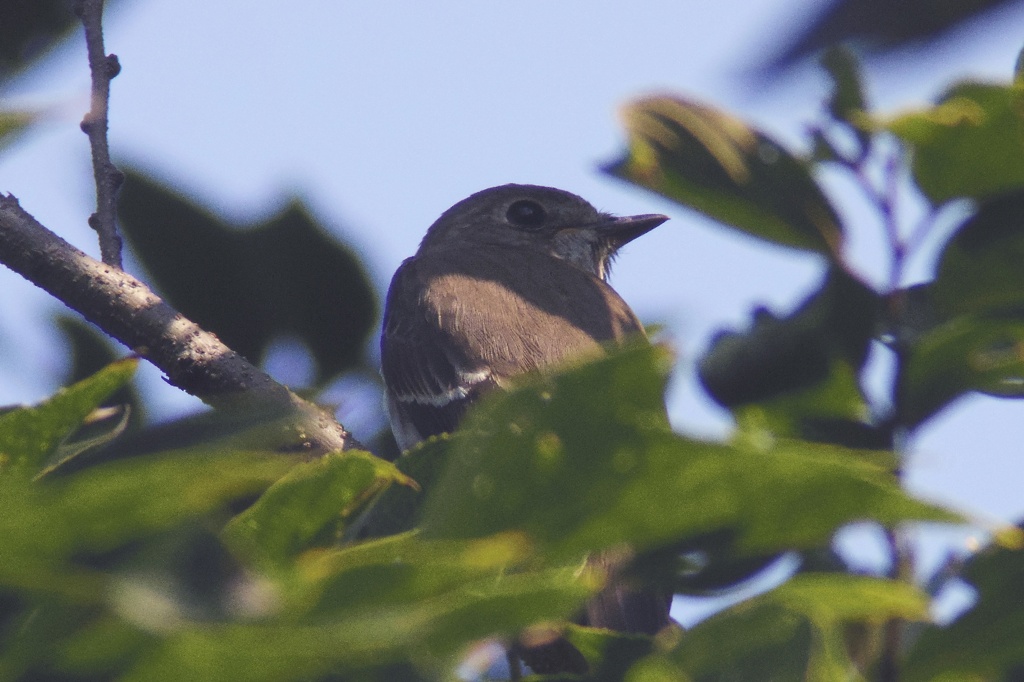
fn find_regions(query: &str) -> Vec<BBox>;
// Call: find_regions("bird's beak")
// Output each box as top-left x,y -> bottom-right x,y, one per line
592,213 -> 669,247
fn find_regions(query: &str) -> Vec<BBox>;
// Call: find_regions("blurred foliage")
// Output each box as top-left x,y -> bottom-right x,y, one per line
886,82 -> 1024,204
0,109 -> 38,152
0,345 -> 960,681
760,0 -> 1024,72
3,0 -> 1024,679
604,44 -> 1024,681
0,0 -> 80,83
903,526 -> 1024,681
117,171 -> 378,386
606,96 -> 844,259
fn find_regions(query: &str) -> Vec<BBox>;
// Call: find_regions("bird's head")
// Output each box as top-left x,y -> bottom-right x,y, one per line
418,184 -> 668,280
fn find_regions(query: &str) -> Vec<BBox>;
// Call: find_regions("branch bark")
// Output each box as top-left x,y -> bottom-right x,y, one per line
0,194 -> 362,454
78,0 -> 124,268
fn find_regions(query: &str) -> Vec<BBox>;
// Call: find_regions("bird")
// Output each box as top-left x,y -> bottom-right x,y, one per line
379,184 -> 670,671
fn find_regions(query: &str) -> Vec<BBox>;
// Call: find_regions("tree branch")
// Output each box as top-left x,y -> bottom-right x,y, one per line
77,0 -> 124,268
0,194 -> 363,454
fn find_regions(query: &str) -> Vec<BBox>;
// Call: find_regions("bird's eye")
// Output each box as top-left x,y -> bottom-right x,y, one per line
506,200 -> 546,228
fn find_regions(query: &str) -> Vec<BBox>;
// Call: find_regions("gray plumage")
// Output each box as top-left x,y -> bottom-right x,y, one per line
379,184 -> 671,671
382,184 -> 664,451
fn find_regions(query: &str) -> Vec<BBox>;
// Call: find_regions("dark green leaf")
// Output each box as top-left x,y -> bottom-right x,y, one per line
809,128 -> 842,164
660,574 -> 929,680
904,531 -> 1024,682
899,317 -> 1024,428
559,624 -> 655,682
117,171 -> 378,384
886,81 -> 1024,204
0,359 -> 137,477
761,0 -> 1019,72
931,189 -> 1024,317
699,268 -> 880,443
821,47 -> 868,124
606,96 -> 844,258
0,0 -> 80,82
223,450 -> 413,569
420,344 -> 956,562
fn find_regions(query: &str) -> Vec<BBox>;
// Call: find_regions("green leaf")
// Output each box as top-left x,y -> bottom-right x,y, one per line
662,574 -> 929,681
38,404 -> 132,478
0,359 -> 137,478
0,448 -> 295,597
345,435 -> 452,540
117,171 -> 378,384
560,624 -> 656,681
56,314 -> 144,424
931,189 -> 1024,318
223,450 -> 413,569
419,344 -> 956,562
886,81 -> 1024,204
733,362 -> 889,449
606,95 -> 844,258
699,268 -> 880,444
122,535 -> 590,682
56,615 -> 155,680
904,532 -> 1024,682
899,317 -> 1024,428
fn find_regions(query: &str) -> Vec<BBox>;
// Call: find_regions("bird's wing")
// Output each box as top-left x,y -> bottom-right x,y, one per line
380,259 -> 499,449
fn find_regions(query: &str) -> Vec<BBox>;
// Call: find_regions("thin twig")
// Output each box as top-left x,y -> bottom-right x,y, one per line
904,203 -> 940,260
77,0 -> 124,268
0,194 -> 363,455
880,150 -> 904,289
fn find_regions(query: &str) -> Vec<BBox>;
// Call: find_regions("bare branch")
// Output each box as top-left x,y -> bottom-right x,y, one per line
0,194 -> 363,454
77,0 -> 124,268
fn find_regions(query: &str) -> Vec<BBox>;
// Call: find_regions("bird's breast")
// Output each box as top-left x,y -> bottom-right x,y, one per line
417,246 -> 645,377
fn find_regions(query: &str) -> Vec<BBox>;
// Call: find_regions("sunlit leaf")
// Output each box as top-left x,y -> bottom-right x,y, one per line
0,448 -> 295,590
0,359 -> 137,478
345,435 -> 451,541
420,344 -> 956,563
659,574 -> 929,680
886,81 -> 1024,204
121,536 -> 590,682
224,450 -> 413,569
606,95 -> 844,258
39,405 -> 132,477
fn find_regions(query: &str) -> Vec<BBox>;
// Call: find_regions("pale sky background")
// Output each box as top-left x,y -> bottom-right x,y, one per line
2,0 -> 1024,624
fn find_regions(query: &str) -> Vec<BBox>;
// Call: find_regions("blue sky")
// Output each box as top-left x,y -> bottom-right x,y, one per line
2,0 -> 1024,622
